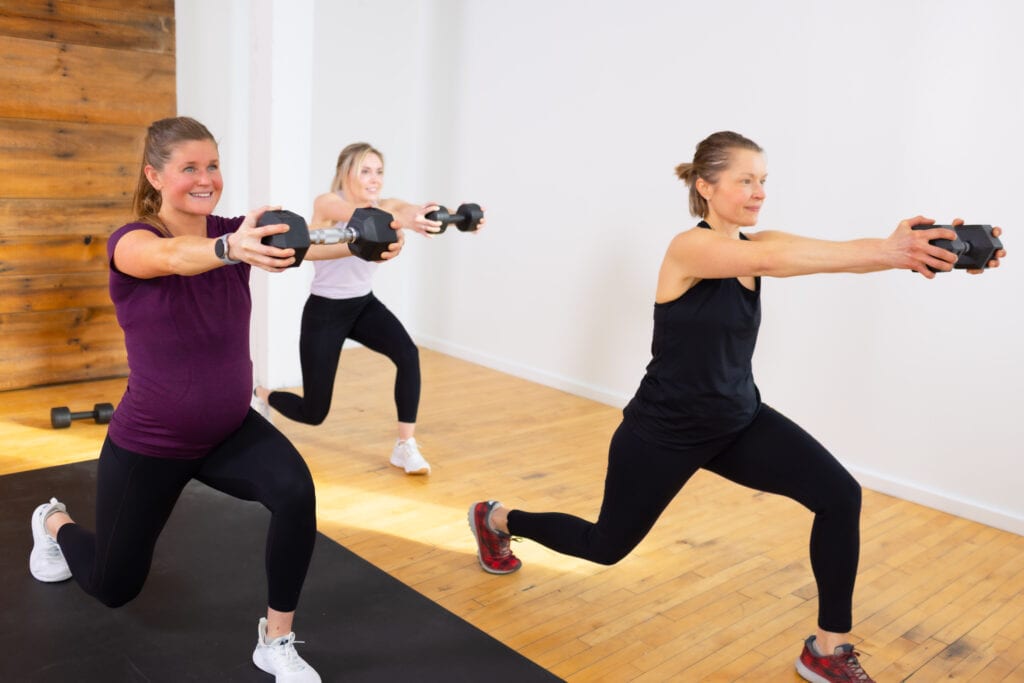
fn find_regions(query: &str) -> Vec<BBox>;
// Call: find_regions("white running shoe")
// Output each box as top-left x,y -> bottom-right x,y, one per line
30,497 -> 71,582
252,617 -> 321,682
389,437 -> 431,475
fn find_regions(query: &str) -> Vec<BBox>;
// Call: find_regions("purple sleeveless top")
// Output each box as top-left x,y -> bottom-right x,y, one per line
105,216 -> 252,458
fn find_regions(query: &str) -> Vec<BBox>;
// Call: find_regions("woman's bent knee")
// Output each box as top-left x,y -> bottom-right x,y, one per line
270,470 -> 316,515
93,580 -> 145,608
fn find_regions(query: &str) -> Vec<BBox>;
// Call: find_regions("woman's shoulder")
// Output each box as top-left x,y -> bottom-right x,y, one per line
313,191 -> 341,206
312,191 -> 350,225
666,224 -> 716,250
110,220 -> 163,244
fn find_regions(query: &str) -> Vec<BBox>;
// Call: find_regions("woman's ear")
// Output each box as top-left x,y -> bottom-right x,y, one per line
143,165 -> 162,191
695,177 -> 712,200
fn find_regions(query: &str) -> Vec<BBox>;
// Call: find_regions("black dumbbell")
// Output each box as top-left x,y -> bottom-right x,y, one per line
912,224 -> 1003,272
424,203 -> 484,234
51,403 -> 115,429
259,208 -> 398,265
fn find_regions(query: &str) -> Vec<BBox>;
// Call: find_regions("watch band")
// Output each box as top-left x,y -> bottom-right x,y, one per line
215,233 -> 241,265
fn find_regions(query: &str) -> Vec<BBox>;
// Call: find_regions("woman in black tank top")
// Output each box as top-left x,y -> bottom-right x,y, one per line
468,131 -> 1004,683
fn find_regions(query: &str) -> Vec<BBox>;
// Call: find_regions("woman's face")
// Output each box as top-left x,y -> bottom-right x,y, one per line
146,139 -> 223,219
343,153 -> 384,206
702,148 -> 766,228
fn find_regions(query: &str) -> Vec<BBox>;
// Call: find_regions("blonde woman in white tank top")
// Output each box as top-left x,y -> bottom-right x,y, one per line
255,143 -> 485,475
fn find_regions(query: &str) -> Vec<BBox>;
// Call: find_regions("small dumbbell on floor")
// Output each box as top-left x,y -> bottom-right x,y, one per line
425,203 -> 484,234
51,403 -> 115,429
912,224 -> 1003,271
258,208 -> 398,265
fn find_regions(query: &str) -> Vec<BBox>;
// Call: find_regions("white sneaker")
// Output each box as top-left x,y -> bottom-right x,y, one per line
30,498 -> 71,582
252,617 -> 321,682
390,437 -> 431,475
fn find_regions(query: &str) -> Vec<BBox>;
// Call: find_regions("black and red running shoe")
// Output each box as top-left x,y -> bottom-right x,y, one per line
468,501 -> 522,575
796,635 -> 875,682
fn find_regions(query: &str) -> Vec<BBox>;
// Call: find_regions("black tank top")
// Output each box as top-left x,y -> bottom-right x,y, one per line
623,220 -> 762,448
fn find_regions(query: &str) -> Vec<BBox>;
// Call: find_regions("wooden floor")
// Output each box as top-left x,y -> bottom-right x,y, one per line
3,348 -> 1023,681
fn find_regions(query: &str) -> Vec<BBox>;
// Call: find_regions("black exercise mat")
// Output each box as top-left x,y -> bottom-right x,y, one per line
0,461 -> 563,682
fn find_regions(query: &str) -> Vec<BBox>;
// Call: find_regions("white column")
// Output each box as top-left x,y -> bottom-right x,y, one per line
247,0 -> 316,390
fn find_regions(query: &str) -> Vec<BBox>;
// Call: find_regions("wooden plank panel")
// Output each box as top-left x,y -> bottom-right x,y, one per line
0,158 -> 135,199
0,0 -> 174,53
0,198 -> 131,237
0,271 -> 110,314
0,306 -> 126,390
1,309 -> 124,352
0,35 -> 175,126
0,0 -> 172,391
0,235 -> 109,276
0,341 -> 127,390
0,118 -> 145,162
57,0 -> 174,14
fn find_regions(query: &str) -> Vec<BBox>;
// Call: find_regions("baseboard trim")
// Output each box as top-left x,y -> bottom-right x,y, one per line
418,335 -> 1023,537
417,334 -> 630,409
849,467 -> 1023,536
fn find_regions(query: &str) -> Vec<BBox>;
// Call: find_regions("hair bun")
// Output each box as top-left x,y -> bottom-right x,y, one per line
674,162 -> 694,183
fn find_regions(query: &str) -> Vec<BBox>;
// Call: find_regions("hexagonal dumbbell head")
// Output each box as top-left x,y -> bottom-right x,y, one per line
454,203 -> 484,232
259,209 -> 311,267
347,207 -> 398,262
953,225 -> 1002,270
912,224 -> 1002,271
424,205 -> 455,234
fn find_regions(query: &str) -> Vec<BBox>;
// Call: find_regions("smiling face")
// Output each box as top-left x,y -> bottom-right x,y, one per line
144,139 -> 223,223
699,148 -> 766,229
341,152 -> 384,206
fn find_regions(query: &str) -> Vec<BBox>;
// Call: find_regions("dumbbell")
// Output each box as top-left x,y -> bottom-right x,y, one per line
259,208 -> 398,265
50,403 -> 115,429
912,224 -> 1003,272
424,203 -> 484,234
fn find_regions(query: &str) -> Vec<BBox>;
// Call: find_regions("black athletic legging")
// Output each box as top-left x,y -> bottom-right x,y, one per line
269,293 -> 420,425
56,410 -> 317,612
507,404 -> 861,633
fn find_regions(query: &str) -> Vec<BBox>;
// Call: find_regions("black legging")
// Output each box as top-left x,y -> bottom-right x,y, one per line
507,404 -> 861,633
269,293 -> 420,425
56,410 -> 317,612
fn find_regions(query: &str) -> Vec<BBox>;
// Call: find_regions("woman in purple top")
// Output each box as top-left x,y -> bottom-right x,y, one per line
25,117 -> 376,682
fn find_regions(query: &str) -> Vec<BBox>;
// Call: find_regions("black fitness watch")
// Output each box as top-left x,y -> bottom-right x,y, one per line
215,233 -> 241,265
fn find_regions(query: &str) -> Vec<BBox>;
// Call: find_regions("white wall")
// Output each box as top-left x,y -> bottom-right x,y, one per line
177,0 -> 1023,534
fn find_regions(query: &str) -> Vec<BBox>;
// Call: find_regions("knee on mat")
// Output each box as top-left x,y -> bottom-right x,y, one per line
95,580 -> 145,609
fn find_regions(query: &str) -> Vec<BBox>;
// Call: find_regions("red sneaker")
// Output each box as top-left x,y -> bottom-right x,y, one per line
796,636 -> 874,682
468,501 -> 522,574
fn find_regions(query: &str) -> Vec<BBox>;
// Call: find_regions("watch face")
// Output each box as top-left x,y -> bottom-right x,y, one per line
215,235 -> 226,258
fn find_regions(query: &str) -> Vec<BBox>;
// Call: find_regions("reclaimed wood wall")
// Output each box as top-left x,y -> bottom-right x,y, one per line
0,0 -> 175,391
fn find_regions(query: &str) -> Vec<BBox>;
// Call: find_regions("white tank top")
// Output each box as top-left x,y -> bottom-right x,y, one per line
309,192 -> 379,299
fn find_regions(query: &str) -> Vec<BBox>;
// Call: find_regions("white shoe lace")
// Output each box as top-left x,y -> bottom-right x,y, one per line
269,633 -> 309,673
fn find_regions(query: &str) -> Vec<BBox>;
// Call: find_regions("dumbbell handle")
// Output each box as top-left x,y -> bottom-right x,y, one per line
426,209 -> 468,224
309,226 -> 360,246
